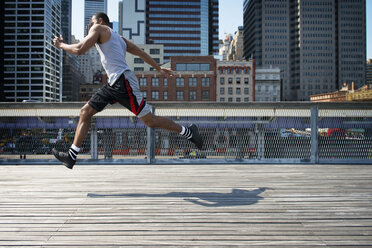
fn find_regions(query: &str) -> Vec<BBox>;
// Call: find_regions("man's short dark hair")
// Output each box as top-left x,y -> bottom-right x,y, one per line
94,12 -> 110,24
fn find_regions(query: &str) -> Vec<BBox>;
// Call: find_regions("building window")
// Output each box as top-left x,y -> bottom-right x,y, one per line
220,77 -> 225,85
152,77 -> 159,87
188,77 -> 197,87
150,49 -> 160,54
202,90 -> 209,100
228,97 -> 233,102
134,67 -> 144,71
220,97 -> 225,102
152,91 -> 159,100
134,58 -> 144,63
220,88 -> 225,95
176,77 -> 184,87
265,85 -> 269,92
257,85 -> 261,92
176,63 -> 210,71
228,87 -> 233,95
244,97 -> 249,102
142,91 -> 147,99
236,77 -> 241,84
200,64 -> 210,71
201,77 -> 210,87
236,88 -> 241,95
228,78 -> 233,84
163,78 -> 168,87
139,78 -> 147,87
236,97 -> 241,102
244,78 -> 249,84
163,91 -> 168,100
244,88 -> 249,95
176,64 -> 186,71
189,90 -> 196,100
176,91 -> 184,100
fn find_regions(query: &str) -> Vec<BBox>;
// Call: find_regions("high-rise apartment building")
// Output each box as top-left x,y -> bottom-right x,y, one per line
3,0 -> 63,102
119,0 -> 219,61
243,0 -> 366,101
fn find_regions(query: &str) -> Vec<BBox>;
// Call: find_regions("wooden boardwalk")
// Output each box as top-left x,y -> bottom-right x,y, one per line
0,164 -> 371,247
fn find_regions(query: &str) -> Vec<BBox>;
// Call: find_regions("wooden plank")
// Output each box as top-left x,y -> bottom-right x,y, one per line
0,164 -> 371,247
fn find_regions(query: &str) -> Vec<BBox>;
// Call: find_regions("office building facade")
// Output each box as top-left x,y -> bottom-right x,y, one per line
119,0 -> 219,61
367,59 -> 372,85
3,0 -> 63,102
243,0 -> 366,101
119,0 -> 146,44
84,0 -> 107,34
61,0 -> 83,101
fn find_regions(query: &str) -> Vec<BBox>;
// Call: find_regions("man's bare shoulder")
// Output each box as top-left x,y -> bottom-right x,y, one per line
90,24 -> 111,43
90,24 -> 108,33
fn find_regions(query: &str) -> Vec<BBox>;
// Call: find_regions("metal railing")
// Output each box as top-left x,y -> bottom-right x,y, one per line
0,102 -> 371,164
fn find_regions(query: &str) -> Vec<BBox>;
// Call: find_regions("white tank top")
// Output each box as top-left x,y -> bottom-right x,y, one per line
95,28 -> 130,86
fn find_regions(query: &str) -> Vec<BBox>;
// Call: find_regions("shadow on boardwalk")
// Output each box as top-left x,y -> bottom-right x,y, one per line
88,188 -> 267,207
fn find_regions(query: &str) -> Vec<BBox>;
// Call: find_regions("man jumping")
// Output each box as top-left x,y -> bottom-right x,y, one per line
52,12 -> 203,169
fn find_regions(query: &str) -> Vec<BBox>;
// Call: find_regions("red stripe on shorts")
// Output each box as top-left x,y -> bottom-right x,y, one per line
124,78 -> 139,115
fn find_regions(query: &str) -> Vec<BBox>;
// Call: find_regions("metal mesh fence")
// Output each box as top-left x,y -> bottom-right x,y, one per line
0,102 -> 371,164
318,109 -> 372,161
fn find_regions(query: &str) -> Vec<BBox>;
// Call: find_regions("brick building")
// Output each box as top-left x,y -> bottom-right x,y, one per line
135,56 -> 216,101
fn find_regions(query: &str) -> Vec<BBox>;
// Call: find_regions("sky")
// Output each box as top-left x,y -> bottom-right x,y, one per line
72,0 -> 371,59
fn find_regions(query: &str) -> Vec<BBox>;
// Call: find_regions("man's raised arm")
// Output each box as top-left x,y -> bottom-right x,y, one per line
53,25 -> 100,56
123,37 -> 173,76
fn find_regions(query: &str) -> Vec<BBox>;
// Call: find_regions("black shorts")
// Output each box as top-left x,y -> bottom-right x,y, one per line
88,71 -> 150,117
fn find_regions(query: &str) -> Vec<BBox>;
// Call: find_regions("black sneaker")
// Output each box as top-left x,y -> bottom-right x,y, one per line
52,148 -> 75,169
188,124 -> 203,150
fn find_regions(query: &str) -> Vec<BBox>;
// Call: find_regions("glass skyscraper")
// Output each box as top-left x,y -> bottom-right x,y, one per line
84,0 -> 107,35
243,0 -> 366,101
146,0 -> 219,61
3,0 -> 63,102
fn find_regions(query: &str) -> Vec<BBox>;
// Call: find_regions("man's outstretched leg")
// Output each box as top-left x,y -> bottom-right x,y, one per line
53,104 -> 98,169
140,112 -> 203,150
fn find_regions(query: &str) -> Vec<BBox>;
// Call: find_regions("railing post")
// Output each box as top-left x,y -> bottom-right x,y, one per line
310,105 -> 319,164
147,105 -> 156,164
255,121 -> 265,160
90,119 -> 98,160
